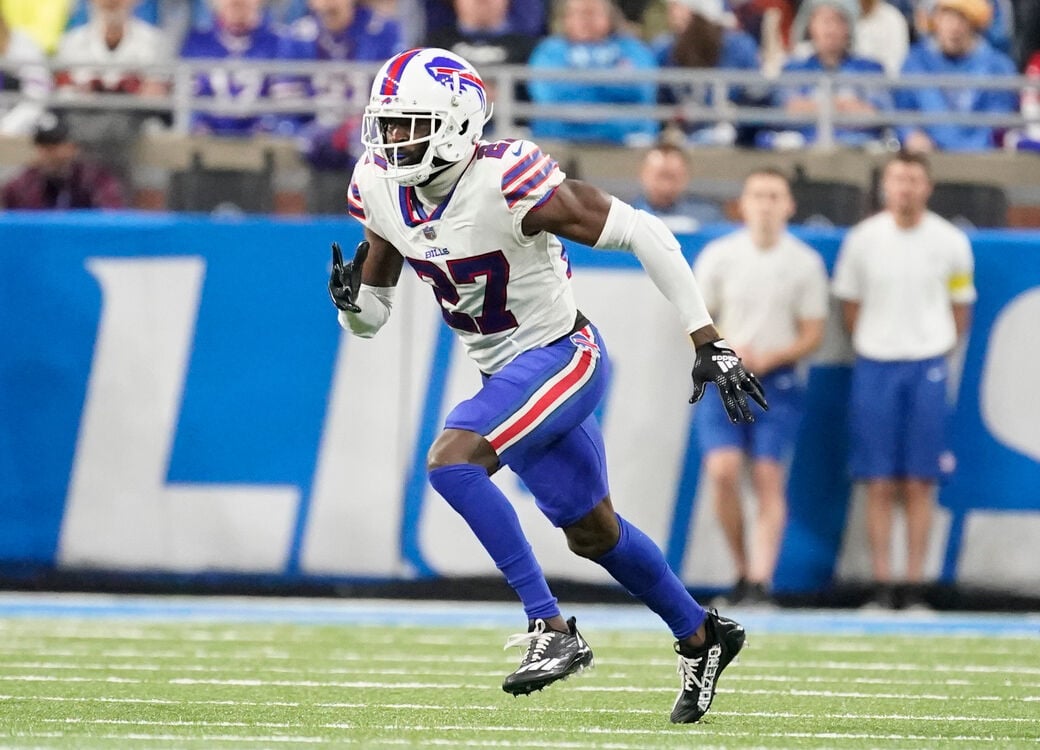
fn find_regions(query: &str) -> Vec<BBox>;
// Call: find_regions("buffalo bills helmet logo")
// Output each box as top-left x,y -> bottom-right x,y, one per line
424,56 -> 486,107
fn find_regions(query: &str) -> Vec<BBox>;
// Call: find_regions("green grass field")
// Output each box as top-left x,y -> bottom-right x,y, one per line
1,609 -> 1038,749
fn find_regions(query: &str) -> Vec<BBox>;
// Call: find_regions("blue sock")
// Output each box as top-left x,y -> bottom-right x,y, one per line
594,515 -> 706,639
428,464 -> 560,621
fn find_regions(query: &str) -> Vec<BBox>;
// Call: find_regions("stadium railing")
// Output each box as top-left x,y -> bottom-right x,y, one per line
0,61 -> 1033,139
0,61 -> 1038,222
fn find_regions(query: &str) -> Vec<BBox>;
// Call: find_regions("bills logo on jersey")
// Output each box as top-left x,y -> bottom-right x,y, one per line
424,56 -> 486,107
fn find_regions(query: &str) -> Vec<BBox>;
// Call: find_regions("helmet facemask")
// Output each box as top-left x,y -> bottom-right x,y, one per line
361,108 -> 451,187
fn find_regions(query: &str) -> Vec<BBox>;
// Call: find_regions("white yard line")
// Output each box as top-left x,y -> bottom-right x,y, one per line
5,693 -> 1038,724
3,651 -> 1037,675
27,718 -> 1027,743
2,673 -> 1033,702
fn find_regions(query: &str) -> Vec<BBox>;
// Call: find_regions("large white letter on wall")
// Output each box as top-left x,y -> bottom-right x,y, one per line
981,288 -> 1040,461
58,257 -> 299,572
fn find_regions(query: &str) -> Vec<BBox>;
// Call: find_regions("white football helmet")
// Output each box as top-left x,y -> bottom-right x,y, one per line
362,47 -> 492,186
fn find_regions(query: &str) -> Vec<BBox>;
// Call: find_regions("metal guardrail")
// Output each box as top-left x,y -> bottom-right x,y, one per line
0,60 -> 1034,149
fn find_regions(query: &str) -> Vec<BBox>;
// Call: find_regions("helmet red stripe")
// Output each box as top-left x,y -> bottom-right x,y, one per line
380,48 -> 423,96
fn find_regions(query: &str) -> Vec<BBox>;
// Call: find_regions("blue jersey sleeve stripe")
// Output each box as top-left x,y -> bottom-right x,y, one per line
501,149 -> 544,188
506,166 -> 557,208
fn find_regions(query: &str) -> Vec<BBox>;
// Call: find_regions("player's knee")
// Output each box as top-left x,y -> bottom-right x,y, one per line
426,429 -> 498,472
564,507 -> 620,560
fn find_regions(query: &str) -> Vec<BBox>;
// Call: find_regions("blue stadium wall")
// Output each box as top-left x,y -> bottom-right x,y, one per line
1,213 -> 1038,597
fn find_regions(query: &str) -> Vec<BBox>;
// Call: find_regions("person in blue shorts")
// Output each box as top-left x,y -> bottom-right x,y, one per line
327,47 -> 768,723
692,168 -> 828,607
832,150 -> 975,609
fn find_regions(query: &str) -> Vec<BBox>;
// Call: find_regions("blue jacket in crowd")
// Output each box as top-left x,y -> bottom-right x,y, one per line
895,37 -> 1017,151
777,53 -> 889,146
527,34 -> 659,145
180,18 -> 316,137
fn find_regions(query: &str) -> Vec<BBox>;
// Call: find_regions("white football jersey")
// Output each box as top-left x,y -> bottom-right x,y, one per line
348,139 -> 578,374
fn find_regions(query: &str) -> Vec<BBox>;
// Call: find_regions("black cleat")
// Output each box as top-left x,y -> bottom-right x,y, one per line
501,616 -> 594,696
670,609 -> 746,723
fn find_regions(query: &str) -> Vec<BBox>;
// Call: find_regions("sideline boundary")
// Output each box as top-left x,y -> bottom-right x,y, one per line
0,592 -> 1037,637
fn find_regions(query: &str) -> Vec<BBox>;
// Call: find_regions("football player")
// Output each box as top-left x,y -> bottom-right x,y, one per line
328,47 -> 767,723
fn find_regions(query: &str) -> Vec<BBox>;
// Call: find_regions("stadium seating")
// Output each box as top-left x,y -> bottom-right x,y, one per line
928,182 -> 1010,228
789,167 -> 868,227
307,170 -> 353,215
167,150 -> 276,214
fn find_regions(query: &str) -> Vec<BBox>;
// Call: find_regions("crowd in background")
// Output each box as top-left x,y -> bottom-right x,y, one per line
1,0 -> 1039,161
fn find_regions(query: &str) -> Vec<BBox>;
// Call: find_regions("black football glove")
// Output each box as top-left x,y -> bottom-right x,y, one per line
328,240 -> 369,313
689,339 -> 769,424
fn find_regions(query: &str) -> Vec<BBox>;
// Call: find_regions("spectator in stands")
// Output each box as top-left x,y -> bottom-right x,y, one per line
292,0 -> 399,61
423,0 -> 538,138
421,0 -> 547,40
527,0 -> 659,145
1016,49 -> 1040,151
693,167 -> 828,608
855,0 -> 910,76
770,0 -> 889,148
290,0 -> 400,169
1,0 -> 72,53
65,0 -> 211,53
913,0 -> 1014,56
653,0 -> 761,145
53,0 -> 174,180
180,0 -> 315,137
55,0 -> 172,97
425,0 -> 536,69
833,150 -> 975,610
1,111 -> 126,208
633,142 -> 724,234
0,11 -> 49,136
896,0 -> 1017,152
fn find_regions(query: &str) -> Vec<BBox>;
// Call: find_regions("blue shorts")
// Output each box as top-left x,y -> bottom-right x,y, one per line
444,323 -> 611,527
694,367 -> 805,462
848,356 -> 949,481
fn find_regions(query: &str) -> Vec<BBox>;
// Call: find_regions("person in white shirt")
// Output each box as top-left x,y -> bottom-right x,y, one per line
831,150 -> 975,610
855,0 -> 909,76
693,167 -> 829,607
54,0 -> 171,96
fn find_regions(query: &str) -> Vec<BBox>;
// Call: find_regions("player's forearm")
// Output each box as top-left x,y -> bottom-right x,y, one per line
594,197 -> 714,335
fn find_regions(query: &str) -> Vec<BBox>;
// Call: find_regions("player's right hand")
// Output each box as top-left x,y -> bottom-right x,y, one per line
328,240 -> 369,313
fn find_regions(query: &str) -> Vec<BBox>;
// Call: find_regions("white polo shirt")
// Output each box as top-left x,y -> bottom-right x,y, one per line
55,18 -> 171,91
832,210 -> 976,361
693,228 -> 829,357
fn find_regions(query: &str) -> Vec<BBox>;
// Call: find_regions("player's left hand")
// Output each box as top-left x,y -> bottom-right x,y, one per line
328,240 -> 368,313
689,339 -> 769,424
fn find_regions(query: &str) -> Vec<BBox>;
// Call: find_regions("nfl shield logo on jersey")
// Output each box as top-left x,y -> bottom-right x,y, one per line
422,225 -> 437,240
